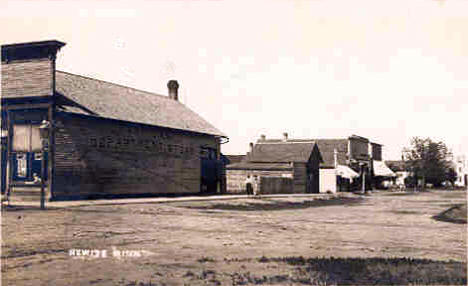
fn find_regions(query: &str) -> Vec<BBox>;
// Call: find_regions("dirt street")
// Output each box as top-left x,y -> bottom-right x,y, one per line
1,191 -> 466,285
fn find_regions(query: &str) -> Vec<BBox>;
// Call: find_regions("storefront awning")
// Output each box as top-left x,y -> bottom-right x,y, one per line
373,160 -> 396,177
336,165 -> 359,179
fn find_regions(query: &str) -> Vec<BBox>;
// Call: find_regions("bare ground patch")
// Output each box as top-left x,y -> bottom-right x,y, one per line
1,191 -> 466,285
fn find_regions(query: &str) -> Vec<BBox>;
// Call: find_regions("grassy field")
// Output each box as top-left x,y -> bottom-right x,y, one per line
1,190 -> 466,285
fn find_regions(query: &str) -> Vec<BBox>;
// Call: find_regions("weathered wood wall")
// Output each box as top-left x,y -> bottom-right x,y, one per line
371,143 -> 382,161
293,162 -> 307,193
259,177 -> 293,194
53,113 -> 218,198
1,59 -> 53,98
349,137 -> 369,161
226,168 -> 291,193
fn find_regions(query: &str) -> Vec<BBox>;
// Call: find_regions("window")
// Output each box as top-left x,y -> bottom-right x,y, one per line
200,147 -> 217,160
12,124 -> 42,152
34,153 -> 43,160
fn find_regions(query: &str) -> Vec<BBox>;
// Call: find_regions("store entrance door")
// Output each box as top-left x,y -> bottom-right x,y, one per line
12,152 -> 47,183
11,124 -> 46,184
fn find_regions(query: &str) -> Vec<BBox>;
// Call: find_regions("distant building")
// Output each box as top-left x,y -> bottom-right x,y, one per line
226,133 -> 322,194
226,133 -> 394,194
453,155 -> 468,188
386,160 -> 410,187
1,40 -> 228,200
310,135 -> 395,192
224,155 -> 245,165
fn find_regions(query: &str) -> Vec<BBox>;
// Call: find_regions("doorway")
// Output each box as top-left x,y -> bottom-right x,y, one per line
12,152 -> 47,183
11,123 -> 47,184
200,147 -> 219,194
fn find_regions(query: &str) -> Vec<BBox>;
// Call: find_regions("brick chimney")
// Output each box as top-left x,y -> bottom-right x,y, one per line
167,80 -> 179,100
282,132 -> 288,142
260,134 -> 266,141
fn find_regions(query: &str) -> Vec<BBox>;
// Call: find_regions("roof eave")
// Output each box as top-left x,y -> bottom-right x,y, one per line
56,110 -> 226,138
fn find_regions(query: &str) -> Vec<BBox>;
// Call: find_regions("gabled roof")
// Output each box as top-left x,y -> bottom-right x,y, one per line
313,139 -> 348,168
259,138 -> 347,168
227,162 -> 293,171
385,160 -> 407,172
225,155 -> 246,165
255,136 -> 384,168
2,40 -> 66,63
248,142 -> 319,163
55,71 -> 225,137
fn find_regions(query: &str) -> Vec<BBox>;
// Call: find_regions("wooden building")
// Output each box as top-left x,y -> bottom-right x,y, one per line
287,135 -> 391,192
1,40 -> 228,200
226,133 -> 322,194
227,134 -> 393,194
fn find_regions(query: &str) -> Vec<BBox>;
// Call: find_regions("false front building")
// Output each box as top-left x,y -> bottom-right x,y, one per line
1,40 -> 227,200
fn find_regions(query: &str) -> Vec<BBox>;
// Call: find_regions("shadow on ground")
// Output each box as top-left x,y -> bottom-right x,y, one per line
1,205 -> 59,212
182,256 -> 467,285
433,204 -> 467,224
249,256 -> 467,285
184,197 -> 364,212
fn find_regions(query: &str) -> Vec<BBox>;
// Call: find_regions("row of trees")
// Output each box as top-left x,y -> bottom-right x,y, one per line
402,137 -> 458,188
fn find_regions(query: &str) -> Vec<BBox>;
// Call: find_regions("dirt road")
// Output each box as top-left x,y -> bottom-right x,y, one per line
1,191 -> 466,285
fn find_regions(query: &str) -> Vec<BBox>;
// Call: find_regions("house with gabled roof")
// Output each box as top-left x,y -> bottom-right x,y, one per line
1,40 -> 227,200
227,133 -> 322,194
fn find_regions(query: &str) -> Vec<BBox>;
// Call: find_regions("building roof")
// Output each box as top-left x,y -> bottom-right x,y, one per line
248,142 -> 319,163
227,162 -> 293,171
2,40 -> 66,63
1,40 -> 66,50
257,138 -> 347,168
225,155 -> 246,165
313,139 -> 349,168
385,160 -> 407,172
55,71 -> 225,137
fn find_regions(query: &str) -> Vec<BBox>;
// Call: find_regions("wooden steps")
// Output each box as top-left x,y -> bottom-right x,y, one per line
9,187 -> 47,202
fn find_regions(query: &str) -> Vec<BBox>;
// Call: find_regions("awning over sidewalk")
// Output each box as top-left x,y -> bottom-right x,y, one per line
335,165 -> 359,179
373,160 -> 396,177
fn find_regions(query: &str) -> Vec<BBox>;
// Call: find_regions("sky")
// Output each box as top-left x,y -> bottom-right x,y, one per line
1,0 -> 467,160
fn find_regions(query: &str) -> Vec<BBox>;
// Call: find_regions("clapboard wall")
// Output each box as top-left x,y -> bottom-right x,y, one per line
292,162 -> 307,193
226,168 -> 292,193
259,177 -> 294,194
53,113 -> 219,198
1,59 -> 53,98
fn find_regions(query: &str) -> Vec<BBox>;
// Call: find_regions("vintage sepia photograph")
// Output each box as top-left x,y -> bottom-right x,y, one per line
1,1 -> 467,285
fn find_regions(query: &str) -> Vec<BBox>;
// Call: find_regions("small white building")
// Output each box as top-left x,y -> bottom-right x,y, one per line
454,155 -> 468,188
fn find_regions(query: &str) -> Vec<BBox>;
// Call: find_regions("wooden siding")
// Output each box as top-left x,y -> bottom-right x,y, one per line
226,169 -> 291,193
349,137 -> 369,161
292,162 -> 307,193
259,177 -> 293,194
371,143 -> 382,161
53,113 -> 218,198
308,147 -> 321,193
1,59 -> 53,98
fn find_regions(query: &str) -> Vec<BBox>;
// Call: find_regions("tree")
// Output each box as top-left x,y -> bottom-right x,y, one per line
445,167 -> 458,188
402,137 -> 452,189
